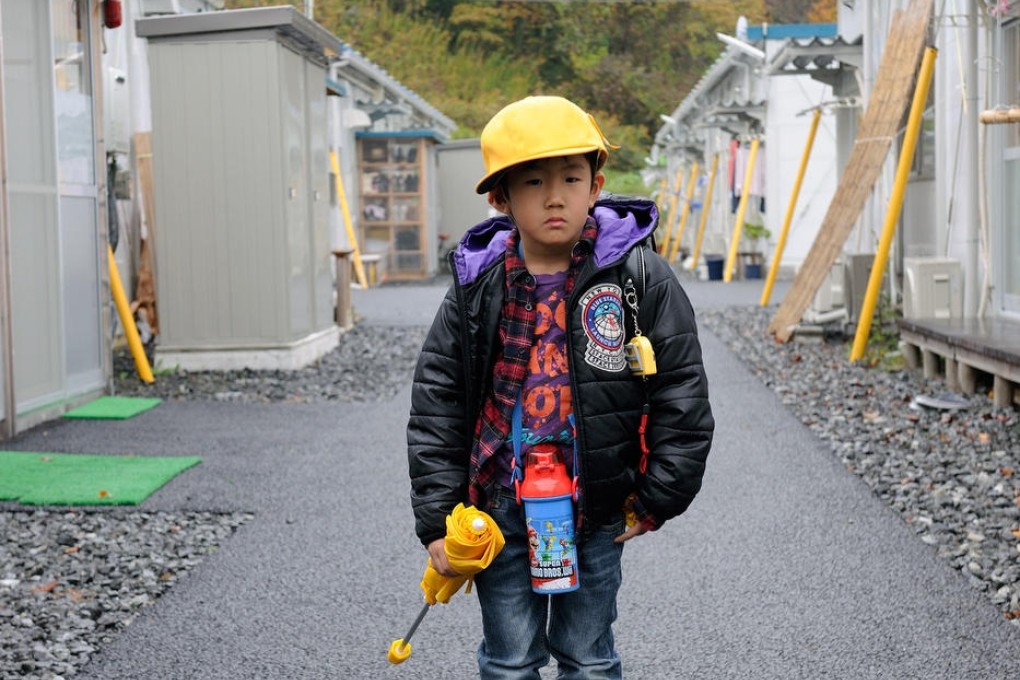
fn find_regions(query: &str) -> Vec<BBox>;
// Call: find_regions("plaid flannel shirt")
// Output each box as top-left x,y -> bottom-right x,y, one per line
467,217 -> 597,507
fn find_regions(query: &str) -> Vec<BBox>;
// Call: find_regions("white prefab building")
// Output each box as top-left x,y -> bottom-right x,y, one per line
845,0 -> 1019,406
651,22 -> 846,278
837,0 -> 1019,324
0,0 -> 112,437
654,2 -> 1020,406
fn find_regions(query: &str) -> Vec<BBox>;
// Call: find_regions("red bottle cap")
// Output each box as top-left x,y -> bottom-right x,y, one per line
520,445 -> 572,498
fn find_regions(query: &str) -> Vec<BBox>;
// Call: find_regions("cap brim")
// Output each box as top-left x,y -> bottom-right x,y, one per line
475,147 -> 608,194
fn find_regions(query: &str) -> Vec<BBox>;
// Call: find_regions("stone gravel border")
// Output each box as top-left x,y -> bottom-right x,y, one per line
699,305 -> 1019,627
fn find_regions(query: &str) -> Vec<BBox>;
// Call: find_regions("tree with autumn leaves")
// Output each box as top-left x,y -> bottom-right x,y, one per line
227,0 -> 835,170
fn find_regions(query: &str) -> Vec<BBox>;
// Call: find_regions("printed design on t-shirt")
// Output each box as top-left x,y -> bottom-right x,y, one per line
578,283 -> 627,372
521,283 -> 574,449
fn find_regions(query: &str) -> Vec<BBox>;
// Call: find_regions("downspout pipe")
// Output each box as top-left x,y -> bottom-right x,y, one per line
0,9 -> 16,440
963,0 -> 980,317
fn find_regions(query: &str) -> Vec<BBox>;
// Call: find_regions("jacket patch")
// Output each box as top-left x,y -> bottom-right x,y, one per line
578,284 -> 626,372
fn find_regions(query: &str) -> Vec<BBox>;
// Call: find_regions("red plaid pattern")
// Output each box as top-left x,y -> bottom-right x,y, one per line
468,218 -> 598,506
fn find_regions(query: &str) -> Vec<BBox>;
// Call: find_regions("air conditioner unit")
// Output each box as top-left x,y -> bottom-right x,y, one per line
903,257 -> 962,320
844,253 -> 883,324
811,258 -> 846,313
802,259 -> 848,325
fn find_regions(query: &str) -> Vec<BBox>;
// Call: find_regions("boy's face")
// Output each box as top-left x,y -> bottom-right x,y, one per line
489,154 -> 604,258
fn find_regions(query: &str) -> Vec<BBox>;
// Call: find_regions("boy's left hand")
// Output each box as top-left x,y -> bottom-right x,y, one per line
613,522 -> 647,544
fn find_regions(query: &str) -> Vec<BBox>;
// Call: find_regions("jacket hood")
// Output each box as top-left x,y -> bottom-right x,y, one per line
451,194 -> 658,286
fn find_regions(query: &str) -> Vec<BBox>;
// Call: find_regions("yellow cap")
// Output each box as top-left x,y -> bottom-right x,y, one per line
475,96 -> 611,194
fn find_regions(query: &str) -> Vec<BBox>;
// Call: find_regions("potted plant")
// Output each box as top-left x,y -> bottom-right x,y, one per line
741,222 -> 771,279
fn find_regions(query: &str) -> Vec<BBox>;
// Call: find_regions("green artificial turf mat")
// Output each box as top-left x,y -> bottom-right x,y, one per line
0,451 -> 201,506
64,396 -> 162,420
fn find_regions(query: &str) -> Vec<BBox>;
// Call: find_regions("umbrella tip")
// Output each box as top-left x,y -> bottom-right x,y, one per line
388,638 -> 412,664
471,517 -> 486,532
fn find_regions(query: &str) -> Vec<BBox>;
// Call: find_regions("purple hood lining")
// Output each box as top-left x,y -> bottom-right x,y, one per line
452,196 -> 658,286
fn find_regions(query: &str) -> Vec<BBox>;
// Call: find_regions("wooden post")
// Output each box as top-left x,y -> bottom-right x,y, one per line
332,248 -> 354,329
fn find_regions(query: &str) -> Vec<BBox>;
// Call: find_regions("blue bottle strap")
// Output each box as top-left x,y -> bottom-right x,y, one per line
511,395 -> 579,500
567,413 -> 579,478
567,413 -> 579,501
510,398 -> 524,486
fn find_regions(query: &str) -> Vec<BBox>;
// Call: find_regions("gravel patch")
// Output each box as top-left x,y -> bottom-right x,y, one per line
699,305 -> 1020,627
1,509 -> 251,679
113,324 -> 428,403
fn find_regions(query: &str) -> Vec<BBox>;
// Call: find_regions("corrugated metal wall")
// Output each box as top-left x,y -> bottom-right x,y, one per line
149,37 -> 332,350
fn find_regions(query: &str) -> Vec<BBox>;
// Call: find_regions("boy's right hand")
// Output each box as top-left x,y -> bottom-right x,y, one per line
427,538 -> 459,576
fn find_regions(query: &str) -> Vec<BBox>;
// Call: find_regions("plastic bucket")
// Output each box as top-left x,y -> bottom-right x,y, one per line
522,494 -> 579,593
705,255 -> 725,281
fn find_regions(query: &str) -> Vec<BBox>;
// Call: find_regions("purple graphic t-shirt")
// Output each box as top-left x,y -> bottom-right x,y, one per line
498,271 -> 575,487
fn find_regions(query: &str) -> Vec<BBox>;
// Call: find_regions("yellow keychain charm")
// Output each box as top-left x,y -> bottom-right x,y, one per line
625,335 -> 657,376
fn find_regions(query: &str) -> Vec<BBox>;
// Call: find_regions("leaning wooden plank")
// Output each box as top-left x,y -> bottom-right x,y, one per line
133,132 -> 160,336
768,0 -> 934,342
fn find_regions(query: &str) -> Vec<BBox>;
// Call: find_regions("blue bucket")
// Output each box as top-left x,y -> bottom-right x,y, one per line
705,255 -> 725,281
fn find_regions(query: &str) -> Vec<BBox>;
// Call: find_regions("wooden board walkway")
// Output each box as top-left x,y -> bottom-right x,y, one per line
899,317 -> 1020,408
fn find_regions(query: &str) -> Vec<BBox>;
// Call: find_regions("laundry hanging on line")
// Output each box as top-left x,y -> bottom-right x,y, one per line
728,138 -> 766,215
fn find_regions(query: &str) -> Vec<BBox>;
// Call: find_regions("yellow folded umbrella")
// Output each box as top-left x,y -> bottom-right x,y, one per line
421,502 -> 505,605
389,503 -> 505,664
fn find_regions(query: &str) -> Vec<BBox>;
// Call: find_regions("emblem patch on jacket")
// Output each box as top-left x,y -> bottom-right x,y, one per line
578,284 -> 626,372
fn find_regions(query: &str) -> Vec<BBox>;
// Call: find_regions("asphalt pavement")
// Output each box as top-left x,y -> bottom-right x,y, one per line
9,276 -> 1020,679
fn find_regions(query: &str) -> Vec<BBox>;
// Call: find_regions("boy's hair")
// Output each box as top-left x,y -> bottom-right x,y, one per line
476,96 -> 612,194
491,150 -> 602,203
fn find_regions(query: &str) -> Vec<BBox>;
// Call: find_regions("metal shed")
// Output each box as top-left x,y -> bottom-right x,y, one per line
136,7 -> 341,371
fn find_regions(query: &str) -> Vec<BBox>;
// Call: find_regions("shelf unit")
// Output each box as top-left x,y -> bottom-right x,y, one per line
357,135 -> 428,280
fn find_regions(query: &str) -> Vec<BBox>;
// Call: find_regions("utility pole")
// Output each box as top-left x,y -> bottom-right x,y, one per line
305,1 -> 314,20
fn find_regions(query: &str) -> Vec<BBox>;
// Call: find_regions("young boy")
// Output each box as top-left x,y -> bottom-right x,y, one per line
407,95 -> 714,678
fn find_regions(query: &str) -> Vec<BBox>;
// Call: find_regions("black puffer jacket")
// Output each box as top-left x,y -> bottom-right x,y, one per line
407,195 -> 714,546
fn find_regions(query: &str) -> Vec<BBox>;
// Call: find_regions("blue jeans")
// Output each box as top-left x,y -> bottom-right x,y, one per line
474,486 -> 625,680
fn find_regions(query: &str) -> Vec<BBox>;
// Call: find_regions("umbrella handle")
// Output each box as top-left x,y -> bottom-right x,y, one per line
388,601 -> 431,665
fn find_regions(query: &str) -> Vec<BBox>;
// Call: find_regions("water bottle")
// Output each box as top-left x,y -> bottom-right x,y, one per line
519,444 -> 579,594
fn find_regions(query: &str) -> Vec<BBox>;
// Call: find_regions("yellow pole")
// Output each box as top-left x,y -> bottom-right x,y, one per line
330,151 -> 368,288
761,108 -> 821,306
724,137 -> 760,282
658,167 -> 685,257
851,47 -> 937,362
668,161 -> 699,264
690,153 -> 719,271
107,246 -> 154,384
